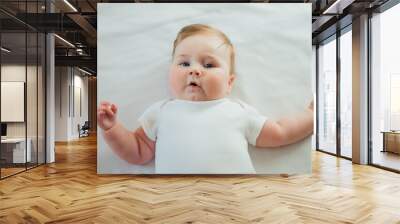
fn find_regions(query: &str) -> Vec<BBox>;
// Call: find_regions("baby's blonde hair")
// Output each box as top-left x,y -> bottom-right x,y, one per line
172,24 -> 235,75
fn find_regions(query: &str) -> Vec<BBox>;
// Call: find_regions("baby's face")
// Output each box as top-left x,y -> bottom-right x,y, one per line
169,34 -> 234,101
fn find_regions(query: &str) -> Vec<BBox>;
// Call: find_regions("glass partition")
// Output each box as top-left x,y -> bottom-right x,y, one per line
0,1 -> 46,179
317,36 -> 337,155
371,3 -> 400,171
1,31 -> 28,178
38,32 -> 45,165
339,28 -> 352,158
27,30 -> 38,169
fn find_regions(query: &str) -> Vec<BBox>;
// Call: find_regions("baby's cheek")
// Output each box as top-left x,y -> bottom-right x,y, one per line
168,69 -> 185,95
206,75 -> 227,97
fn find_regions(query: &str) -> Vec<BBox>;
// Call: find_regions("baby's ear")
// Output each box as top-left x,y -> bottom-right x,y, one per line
229,74 -> 235,84
227,74 -> 236,93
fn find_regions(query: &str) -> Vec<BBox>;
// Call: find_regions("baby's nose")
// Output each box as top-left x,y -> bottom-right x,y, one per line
189,70 -> 200,76
189,66 -> 203,76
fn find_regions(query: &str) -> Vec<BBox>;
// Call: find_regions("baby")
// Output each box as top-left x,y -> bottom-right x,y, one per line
98,24 -> 314,174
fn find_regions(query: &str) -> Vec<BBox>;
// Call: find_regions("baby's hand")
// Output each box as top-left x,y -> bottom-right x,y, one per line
97,101 -> 118,131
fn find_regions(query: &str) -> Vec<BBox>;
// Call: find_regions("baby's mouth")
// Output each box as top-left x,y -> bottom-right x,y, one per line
189,81 -> 199,87
187,81 -> 201,92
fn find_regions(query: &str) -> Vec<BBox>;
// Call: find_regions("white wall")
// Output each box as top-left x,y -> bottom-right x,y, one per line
75,71 -> 89,138
55,66 -> 69,141
71,72 -> 89,138
55,67 -> 89,141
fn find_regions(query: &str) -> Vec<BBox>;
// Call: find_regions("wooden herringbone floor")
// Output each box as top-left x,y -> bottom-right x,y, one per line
1,135 -> 400,224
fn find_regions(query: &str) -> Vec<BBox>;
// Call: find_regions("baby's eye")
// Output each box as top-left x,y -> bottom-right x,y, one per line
204,63 -> 214,68
179,62 -> 190,67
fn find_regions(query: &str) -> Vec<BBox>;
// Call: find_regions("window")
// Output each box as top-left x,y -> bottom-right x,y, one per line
339,28 -> 352,158
371,2 -> 400,171
317,36 -> 337,154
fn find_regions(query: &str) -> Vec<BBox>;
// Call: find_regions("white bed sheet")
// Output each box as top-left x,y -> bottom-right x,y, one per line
98,3 -> 312,174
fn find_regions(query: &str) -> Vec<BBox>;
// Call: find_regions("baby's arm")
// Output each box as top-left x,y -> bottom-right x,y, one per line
256,101 -> 314,148
98,101 -> 155,165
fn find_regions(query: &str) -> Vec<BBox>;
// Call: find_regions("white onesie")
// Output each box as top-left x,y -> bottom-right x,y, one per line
138,98 -> 267,174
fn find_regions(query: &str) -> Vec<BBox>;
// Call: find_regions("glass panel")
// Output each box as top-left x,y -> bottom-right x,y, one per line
340,29 -> 352,158
26,0 -> 39,14
0,1 -> 46,178
312,45 -> 316,151
27,31 -> 38,169
0,1 -> 28,33
1,31 -> 27,178
38,32 -> 45,165
318,37 -> 337,154
371,3 -> 400,171
24,0 -> 38,170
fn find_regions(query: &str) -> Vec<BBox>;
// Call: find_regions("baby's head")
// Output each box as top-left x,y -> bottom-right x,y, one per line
169,24 -> 235,101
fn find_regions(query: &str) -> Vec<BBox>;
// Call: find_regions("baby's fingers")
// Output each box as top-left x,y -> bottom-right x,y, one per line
97,103 -> 117,120
97,109 -> 105,116
97,106 -> 108,116
100,101 -> 111,107
111,104 -> 118,114
97,110 -> 106,123
104,106 -> 115,117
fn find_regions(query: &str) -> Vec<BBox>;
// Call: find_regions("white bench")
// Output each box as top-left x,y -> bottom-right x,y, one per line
1,138 -> 32,163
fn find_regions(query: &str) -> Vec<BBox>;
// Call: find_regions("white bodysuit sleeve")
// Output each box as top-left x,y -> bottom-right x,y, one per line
138,100 -> 167,141
242,102 -> 267,146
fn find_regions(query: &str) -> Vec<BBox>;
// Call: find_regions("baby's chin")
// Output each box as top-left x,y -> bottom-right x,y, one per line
180,94 -> 207,101
176,94 -> 225,102
171,89 -> 228,101
171,89 -> 206,101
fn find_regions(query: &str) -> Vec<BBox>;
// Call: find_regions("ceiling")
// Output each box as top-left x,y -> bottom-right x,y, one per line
0,0 -> 392,75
